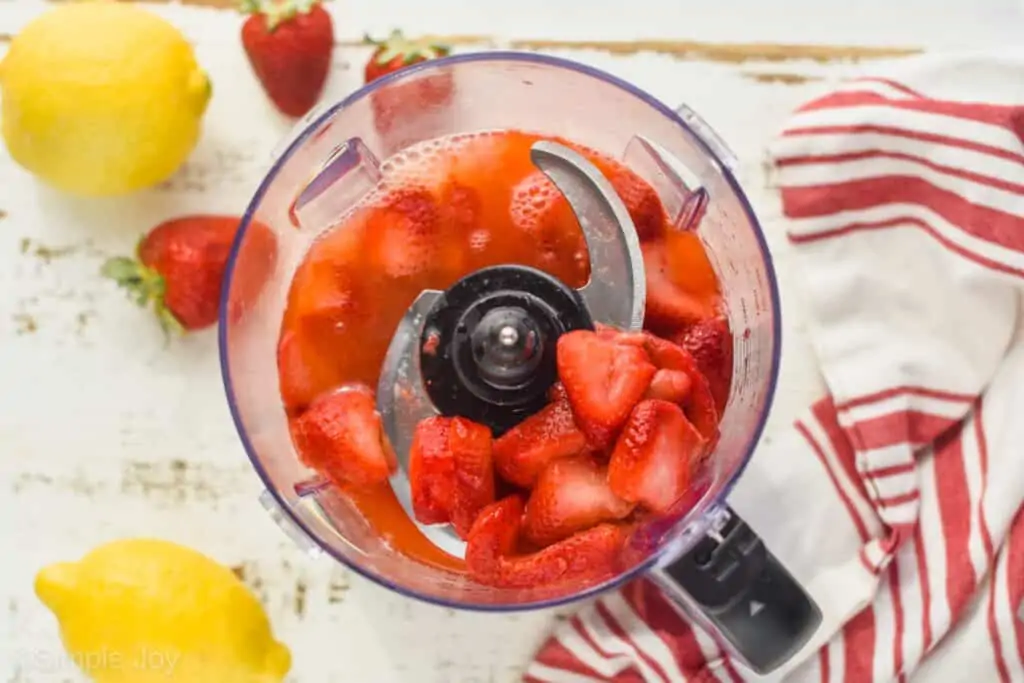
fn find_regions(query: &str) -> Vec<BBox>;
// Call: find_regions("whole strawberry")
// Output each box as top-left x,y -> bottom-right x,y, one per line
363,30 -> 452,134
101,216 -> 241,334
241,0 -> 334,117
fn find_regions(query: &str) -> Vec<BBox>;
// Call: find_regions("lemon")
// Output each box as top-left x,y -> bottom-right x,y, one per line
35,539 -> 291,683
0,2 -> 211,196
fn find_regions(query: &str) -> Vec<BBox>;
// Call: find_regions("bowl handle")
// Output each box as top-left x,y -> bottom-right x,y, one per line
649,504 -> 822,675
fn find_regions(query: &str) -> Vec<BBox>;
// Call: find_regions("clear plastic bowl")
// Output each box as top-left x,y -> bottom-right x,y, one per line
219,52 -> 781,612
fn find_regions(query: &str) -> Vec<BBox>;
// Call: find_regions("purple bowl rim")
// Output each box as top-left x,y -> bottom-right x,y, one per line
218,50 -> 783,612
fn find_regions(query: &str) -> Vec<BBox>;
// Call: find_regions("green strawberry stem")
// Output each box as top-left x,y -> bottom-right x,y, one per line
100,256 -> 185,338
240,0 -> 321,31
363,29 -> 450,65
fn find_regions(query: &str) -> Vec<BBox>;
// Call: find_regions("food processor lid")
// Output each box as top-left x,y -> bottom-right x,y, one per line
375,141 -> 646,554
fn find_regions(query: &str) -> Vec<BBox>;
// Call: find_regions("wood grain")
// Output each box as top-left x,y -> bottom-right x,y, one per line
741,71 -> 822,84
338,35 -> 921,64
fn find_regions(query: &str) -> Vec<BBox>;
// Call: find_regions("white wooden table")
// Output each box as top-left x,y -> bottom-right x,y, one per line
2,1 -> 1022,681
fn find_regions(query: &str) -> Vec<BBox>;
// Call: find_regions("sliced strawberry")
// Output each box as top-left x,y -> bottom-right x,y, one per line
593,323 -> 647,348
466,496 -> 628,589
279,260 -> 386,405
408,416 -> 494,536
408,417 -> 455,524
556,330 -> 656,449
523,456 -> 635,547
290,385 -> 397,487
499,523 -> 627,589
645,369 -> 692,405
277,328 -> 338,413
508,171 -> 589,286
365,187 -> 449,280
642,241 -> 711,333
609,399 -> 706,512
607,166 -> 666,242
449,417 -> 496,538
663,228 -> 720,303
493,395 -> 589,488
465,495 -> 524,583
642,333 -> 719,443
547,381 -> 570,403
672,316 -> 733,415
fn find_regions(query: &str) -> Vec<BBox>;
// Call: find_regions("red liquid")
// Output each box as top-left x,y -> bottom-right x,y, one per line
279,129 -> 726,571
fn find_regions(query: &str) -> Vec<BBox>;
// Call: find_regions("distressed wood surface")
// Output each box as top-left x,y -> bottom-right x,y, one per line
1,1 -> 1021,681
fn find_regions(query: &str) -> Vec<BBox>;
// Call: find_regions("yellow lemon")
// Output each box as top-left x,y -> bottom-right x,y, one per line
0,2 -> 211,196
35,539 -> 291,683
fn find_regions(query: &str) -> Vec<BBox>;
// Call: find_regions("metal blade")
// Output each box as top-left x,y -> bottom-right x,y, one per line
375,289 -> 467,557
530,140 -> 646,332
376,289 -> 444,467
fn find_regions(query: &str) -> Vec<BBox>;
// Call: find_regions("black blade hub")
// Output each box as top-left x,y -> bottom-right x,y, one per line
419,265 -> 593,435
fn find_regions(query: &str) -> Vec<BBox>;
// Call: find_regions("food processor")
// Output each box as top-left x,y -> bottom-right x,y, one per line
220,52 -> 821,675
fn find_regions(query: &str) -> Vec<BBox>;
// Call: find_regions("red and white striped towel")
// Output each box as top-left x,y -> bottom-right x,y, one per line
526,54 -> 1024,683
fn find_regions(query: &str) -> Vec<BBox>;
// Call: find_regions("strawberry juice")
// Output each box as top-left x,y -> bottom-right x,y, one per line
278,129 -> 733,588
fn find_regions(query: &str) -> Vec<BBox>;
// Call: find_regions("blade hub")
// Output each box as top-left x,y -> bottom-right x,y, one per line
419,265 -> 593,435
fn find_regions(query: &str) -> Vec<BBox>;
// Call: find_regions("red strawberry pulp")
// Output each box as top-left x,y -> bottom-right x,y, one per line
278,129 -> 733,586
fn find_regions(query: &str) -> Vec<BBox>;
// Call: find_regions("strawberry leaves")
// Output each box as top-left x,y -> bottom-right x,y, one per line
100,256 -> 184,337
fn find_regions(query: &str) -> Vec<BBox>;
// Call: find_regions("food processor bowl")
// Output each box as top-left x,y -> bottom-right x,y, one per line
220,52 -> 819,674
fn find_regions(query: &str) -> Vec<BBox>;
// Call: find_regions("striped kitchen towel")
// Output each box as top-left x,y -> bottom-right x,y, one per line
525,53 -> 1024,683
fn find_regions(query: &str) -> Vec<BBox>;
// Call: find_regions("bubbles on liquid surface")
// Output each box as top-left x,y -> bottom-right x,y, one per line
373,131 -> 497,204
508,172 -> 563,231
469,229 -> 491,253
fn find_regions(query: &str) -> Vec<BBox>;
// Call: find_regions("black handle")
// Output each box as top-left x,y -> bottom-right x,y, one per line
653,506 -> 821,675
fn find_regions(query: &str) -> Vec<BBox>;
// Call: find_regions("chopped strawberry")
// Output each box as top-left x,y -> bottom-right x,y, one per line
593,323 -> 647,348
493,395 -> 589,488
438,181 -> 481,282
672,317 -> 733,415
556,330 -> 657,449
277,327 -> 341,412
508,171 -> 589,286
641,333 -> 719,443
408,417 -> 455,524
642,241 -> 711,333
290,385 -> 397,487
663,228 -> 720,303
645,369 -> 692,405
287,221 -> 377,335
366,187 -> 441,279
364,186 -> 467,283
609,400 -> 706,512
449,417 -> 496,538
407,416 -> 494,537
465,496 -> 524,582
466,496 -> 628,589
499,523 -> 627,589
608,166 -> 666,242
523,456 -> 635,547
547,382 -> 570,403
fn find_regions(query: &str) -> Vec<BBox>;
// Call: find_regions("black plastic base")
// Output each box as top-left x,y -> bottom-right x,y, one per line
418,265 -> 593,435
